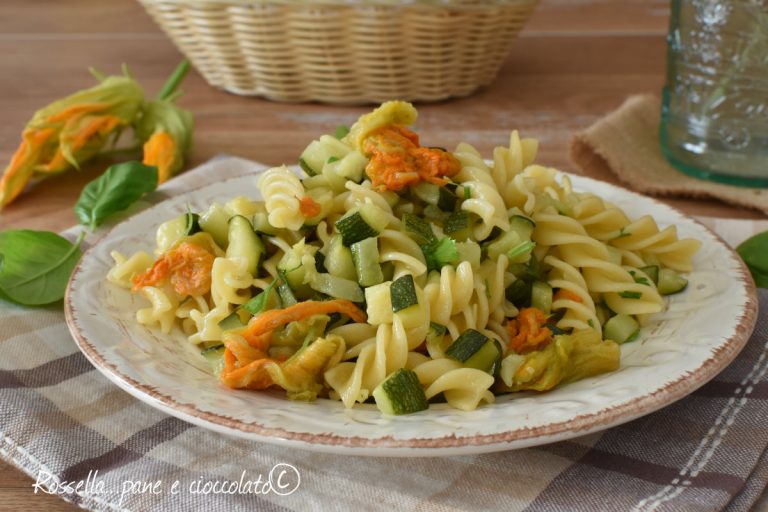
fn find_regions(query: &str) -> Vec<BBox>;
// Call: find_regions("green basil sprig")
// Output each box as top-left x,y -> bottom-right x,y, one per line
0,230 -> 85,305
737,231 -> 768,288
75,161 -> 158,230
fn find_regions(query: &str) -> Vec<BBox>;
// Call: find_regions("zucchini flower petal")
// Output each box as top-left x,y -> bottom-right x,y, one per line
138,100 -> 193,183
0,71 -> 144,208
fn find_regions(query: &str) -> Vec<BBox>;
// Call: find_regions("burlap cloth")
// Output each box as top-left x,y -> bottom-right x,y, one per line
570,94 -> 768,215
2,157 -> 768,512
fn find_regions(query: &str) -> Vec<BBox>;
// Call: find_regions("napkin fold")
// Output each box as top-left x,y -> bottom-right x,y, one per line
570,94 -> 768,215
1,157 -> 767,512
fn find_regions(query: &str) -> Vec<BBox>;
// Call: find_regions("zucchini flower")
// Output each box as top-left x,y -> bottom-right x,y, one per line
0,67 -> 144,208
137,61 -> 193,184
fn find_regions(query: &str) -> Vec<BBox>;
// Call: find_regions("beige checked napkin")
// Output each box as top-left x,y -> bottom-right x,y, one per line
2,157 -> 768,512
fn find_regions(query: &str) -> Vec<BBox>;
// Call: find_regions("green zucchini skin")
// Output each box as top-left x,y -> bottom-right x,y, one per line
226,215 -> 264,277
373,368 -> 429,415
391,274 -> 418,312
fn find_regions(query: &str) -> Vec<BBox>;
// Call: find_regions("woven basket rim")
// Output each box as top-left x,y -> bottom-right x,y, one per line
138,0 -> 537,8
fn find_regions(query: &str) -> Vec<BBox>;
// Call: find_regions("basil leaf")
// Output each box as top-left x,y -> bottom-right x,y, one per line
0,230 -> 84,305
75,161 -> 158,230
737,231 -> 768,287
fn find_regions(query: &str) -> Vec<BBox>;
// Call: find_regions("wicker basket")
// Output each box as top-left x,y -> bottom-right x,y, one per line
138,0 -> 539,104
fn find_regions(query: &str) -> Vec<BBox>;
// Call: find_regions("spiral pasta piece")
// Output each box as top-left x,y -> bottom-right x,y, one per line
609,216 -> 701,272
324,315 -> 411,408
491,130 -> 539,207
411,359 -> 495,411
544,254 -> 600,336
571,194 -> 631,241
107,250 -> 153,289
533,212 -> 664,315
136,285 -> 179,334
424,261 -> 474,326
257,165 -> 305,230
378,229 -> 427,278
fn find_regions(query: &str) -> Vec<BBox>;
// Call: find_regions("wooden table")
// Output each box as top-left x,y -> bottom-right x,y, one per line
0,0 -> 764,510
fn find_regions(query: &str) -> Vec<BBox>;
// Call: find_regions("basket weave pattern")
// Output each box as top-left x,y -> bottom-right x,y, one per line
138,0 -> 539,104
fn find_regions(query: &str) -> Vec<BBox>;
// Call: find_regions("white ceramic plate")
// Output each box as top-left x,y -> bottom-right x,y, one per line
65,171 -> 757,456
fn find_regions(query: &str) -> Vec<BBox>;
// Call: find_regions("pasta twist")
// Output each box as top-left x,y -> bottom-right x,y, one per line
570,194 -> 631,241
378,229 -> 427,279
533,212 -> 664,316
411,359 -> 495,411
609,216 -> 701,273
507,165 -> 573,215
136,285 -> 179,334
424,261 -> 475,327
491,130 -> 539,207
107,250 -> 153,289
257,165 -> 305,230
325,315 -> 411,408
544,254 -> 600,336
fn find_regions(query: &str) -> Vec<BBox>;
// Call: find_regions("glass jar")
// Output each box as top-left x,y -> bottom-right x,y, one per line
660,0 -> 768,187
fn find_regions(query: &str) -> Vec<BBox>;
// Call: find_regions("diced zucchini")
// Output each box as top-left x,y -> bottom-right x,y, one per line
299,158 -> 316,176
156,212 -> 201,254
486,230 -> 522,260
509,215 -> 535,240
325,234 -> 357,280
365,281 -> 393,325
402,213 -> 436,245
358,203 -> 390,232
464,338 -> 503,376
509,254 -> 545,282
336,210 -> 379,246
201,344 -> 226,377
443,210 -> 470,241
199,203 -> 231,249
373,368 -> 429,415
603,314 -> 640,344
225,215 -> 264,276
351,237 -> 384,287
423,237 -> 458,271
505,279 -> 532,308
308,273 -> 365,302
422,204 -> 448,224
300,136 -> 349,177
657,268 -> 688,295
425,322 -> 450,359
507,241 -> 536,263
325,150 -> 367,182
277,242 -> 315,294
412,182 -> 440,205
531,281 -> 553,314
445,329 -> 490,363
219,310 -> 247,331
446,330 -> 502,374
251,212 -> 279,235
390,274 -> 418,312
640,266 -> 660,284
437,187 -> 457,212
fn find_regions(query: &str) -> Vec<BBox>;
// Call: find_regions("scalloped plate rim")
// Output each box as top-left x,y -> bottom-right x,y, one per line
64,169 -> 758,456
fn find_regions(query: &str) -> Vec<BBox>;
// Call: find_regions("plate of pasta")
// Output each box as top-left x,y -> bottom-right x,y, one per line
65,102 -> 757,456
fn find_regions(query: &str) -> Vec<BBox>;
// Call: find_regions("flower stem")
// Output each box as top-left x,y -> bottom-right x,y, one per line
157,60 -> 191,101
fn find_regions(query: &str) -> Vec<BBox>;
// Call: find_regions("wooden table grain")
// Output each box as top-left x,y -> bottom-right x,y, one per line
0,1 -> 764,510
